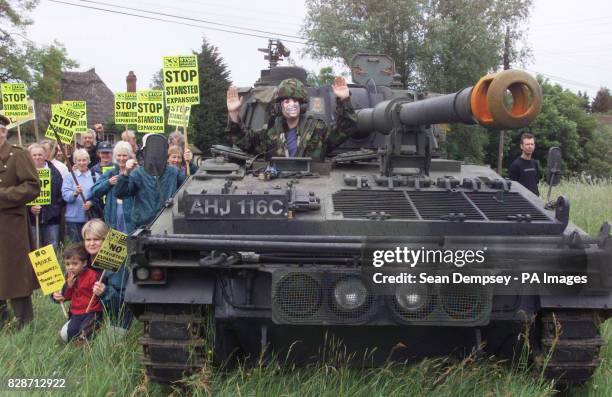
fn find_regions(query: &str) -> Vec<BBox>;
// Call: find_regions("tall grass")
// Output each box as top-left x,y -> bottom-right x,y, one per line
1,180 -> 610,396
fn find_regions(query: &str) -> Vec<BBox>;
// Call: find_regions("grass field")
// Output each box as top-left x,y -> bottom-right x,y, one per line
1,179 -> 610,396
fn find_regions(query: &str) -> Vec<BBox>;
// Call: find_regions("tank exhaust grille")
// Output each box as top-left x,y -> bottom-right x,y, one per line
407,191 -> 483,220
332,190 -> 417,219
465,192 -> 550,221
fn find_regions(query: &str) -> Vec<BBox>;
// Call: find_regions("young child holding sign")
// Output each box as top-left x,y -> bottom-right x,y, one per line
52,244 -> 102,343
85,219 -> 133,333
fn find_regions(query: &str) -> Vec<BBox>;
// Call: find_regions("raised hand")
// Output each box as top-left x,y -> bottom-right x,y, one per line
332,76 -> 350,100
227,86 -> 244,123
226,86 -> 244,113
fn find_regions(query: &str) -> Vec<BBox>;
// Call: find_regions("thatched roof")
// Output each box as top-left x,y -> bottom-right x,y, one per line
61,68 -> 114,127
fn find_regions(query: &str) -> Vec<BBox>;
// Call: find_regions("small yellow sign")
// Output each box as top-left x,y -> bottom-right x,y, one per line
27,168 -> 52,206
93,229 -> 128,272
28,245 -> 65,295
137,90 -> 165,133
163,55 -> 200,106
102,165 -> 114,175
45,104 -> 82,144
167,105 -> 190,128
115,92 -> 138,124
1,83 -> 29,118
62,100 -> 88,132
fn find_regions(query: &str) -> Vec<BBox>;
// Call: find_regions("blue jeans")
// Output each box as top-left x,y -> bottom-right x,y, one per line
31,224 -> 60,252
66,222 -> 85,243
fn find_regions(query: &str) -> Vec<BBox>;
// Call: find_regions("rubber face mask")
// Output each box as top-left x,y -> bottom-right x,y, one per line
281,99 -> 300,119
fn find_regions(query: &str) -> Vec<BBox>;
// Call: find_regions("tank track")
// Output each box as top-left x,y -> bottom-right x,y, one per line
536,311 -> 604,386
139,306 -> 209,384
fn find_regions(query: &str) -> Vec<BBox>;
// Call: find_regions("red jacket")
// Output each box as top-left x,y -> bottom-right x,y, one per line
63,267 -> 103,314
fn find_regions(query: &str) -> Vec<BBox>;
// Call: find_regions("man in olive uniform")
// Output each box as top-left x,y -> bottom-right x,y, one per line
0,114 -> 40,329
226,77 -> 357,161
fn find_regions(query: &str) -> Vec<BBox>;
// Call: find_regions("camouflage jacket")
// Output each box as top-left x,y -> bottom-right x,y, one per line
227,97 -> 357,161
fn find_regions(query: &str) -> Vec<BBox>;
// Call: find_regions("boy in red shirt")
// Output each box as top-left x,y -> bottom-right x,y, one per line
52,244 -> 102,343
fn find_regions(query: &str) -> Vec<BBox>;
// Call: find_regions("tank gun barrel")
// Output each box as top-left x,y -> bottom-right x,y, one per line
356,69 -> 542,134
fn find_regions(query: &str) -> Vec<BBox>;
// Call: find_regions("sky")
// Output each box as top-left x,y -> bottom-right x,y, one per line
19,0 -> 612,98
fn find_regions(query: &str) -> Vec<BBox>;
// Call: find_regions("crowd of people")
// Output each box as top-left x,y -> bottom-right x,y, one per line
0,114 -> 195,343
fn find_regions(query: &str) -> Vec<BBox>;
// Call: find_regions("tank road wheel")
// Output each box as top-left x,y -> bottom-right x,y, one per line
535,311 -> 604,387
139,305 -> 214,384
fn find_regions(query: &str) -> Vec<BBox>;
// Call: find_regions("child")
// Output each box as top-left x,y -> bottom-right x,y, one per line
85,219 -> 134,333
52,244 -> 103,343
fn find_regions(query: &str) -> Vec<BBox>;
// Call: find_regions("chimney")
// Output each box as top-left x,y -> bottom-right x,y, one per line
126,71 -> 137,92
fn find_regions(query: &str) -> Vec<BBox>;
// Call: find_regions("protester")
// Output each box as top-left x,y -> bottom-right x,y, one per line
115,137 -> 186,229
167,145 -> 183,169
93,123 -> 105,144
121,129 -> 139,155
61,149 -> 98,242
85,219 -> 133,333
80,129 -> 98,168
52,244 -> 102,343
168,131 -> 196,174
0,115 -> 40,329
91,141 -> 114,175
40,139 -> 69,179
92,142 -> 135,233
27,143 -> 64,252
509,132 -> 540,196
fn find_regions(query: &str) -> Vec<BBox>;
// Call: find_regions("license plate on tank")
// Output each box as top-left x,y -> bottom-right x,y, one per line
183,194 -> 288,220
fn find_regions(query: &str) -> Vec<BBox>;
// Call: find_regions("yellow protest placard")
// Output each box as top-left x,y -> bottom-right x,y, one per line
27,168 -> 51,206
93,229 -> 128,272
167,105 -> 190,128
0,99 -> 36,130
137,90 -> 165,133
102,165 -> 114,175
44,104 -> 82,144
62,100 -> 88,133
28,245 -> 65,295
115,92 -> 138,124
163,55 -> 200,106
1,83 -> 29,118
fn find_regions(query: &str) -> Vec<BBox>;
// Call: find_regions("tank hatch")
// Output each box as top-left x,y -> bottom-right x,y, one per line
350,53 -> 396,86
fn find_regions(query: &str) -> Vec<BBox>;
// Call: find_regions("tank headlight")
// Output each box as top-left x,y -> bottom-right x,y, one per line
395,284 -> 427,311
333,278 -> 368,310
135,266 -> 150,281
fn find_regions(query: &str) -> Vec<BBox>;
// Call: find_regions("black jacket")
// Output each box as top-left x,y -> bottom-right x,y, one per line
29,161 -> 65,225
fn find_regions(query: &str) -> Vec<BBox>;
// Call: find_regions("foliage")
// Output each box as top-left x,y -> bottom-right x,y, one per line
26,41 -> 79,103
591,87 -> 612,114
301,0 -> 532,92
0,1 -> 78,103
189,37 -> 232,154
0,0 -> 40,82
501,77 -> 608,176
307,66 -> 336,86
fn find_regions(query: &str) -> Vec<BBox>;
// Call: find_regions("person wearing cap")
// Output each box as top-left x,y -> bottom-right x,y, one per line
91,141 -> 114,176
0,114 -> 41,329
226,77 -> 357,161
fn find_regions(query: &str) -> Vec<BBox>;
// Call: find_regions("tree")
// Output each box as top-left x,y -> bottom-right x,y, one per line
307,66 -> 337,86
302,0 -> 532,92
502,77 -> 607,176
189,38 -> 232,154
591,87 -> 612,113
27,41 -> 79,103
0,0 -> 39,83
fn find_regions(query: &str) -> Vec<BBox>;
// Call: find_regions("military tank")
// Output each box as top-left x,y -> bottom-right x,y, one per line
125,41 -> 611,386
